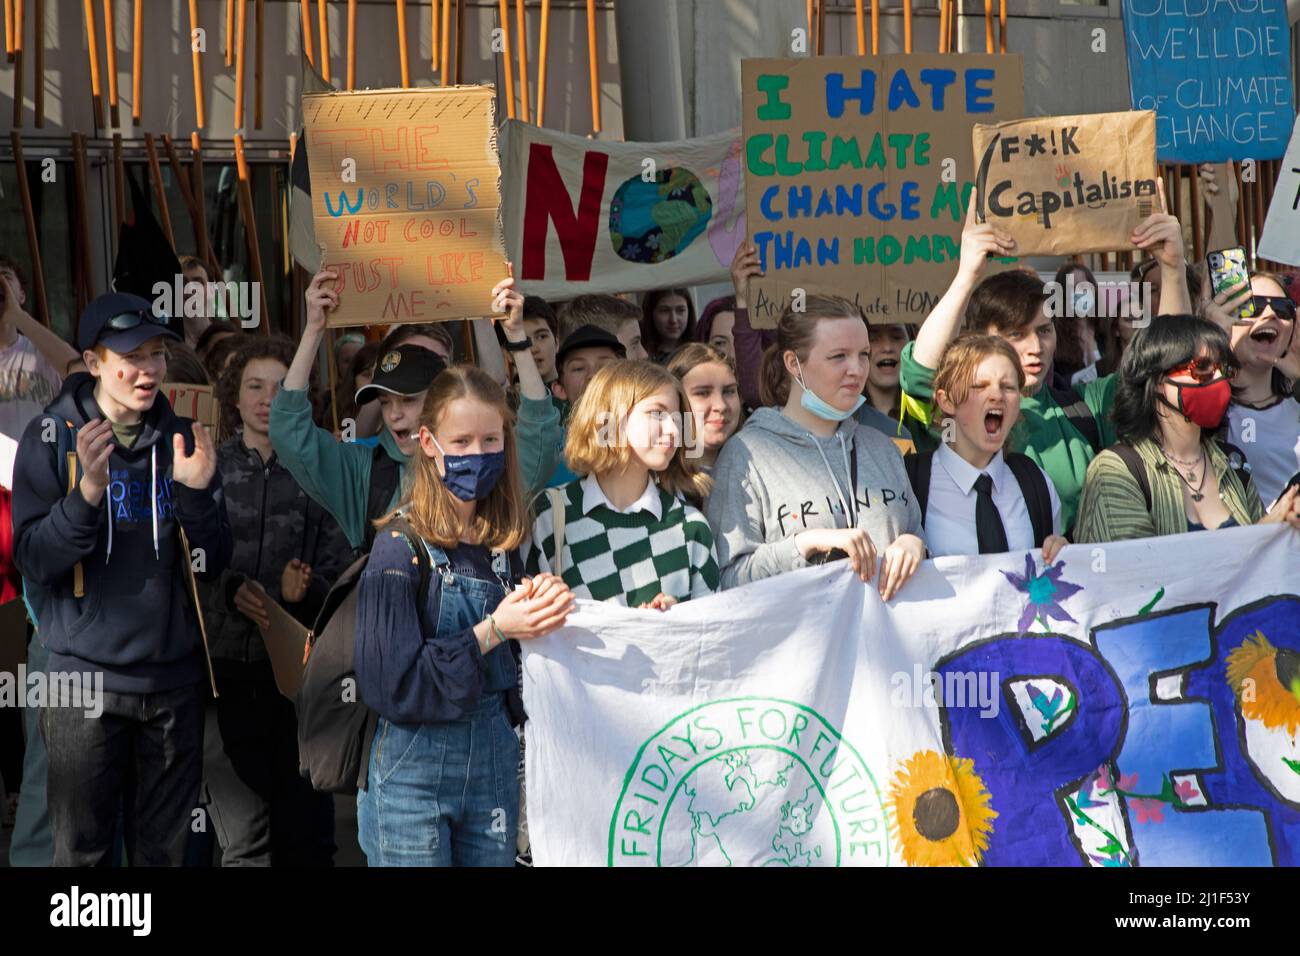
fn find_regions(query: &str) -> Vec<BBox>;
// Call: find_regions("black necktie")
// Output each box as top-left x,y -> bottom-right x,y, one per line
974,473 -> 1009,555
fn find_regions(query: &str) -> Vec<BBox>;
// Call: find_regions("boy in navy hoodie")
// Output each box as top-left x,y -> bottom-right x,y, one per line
11,292 -> 233,866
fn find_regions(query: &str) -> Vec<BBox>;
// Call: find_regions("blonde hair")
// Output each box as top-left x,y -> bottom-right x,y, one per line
758,295 -> 866,407
379,365 -> 528,551
564,360 -> 711,502
932,334 -> 1025,412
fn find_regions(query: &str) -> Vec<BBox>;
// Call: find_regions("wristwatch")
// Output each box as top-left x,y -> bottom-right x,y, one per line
501,336 -> 533,353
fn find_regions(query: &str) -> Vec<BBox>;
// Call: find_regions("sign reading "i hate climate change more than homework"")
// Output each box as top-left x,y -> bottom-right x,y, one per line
740,54 -> 1023,327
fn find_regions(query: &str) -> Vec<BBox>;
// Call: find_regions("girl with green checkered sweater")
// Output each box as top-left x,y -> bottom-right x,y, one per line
526,360 -> 720,609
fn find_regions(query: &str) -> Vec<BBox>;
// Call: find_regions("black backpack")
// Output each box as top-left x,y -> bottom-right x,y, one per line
1046,378 -> 1103,455
1108,440 -> 1253,512
296,516 -> 431,793
905,449 -> 1055,548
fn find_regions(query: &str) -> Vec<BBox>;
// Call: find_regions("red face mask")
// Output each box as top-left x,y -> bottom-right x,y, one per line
1170,376 -> 1232,428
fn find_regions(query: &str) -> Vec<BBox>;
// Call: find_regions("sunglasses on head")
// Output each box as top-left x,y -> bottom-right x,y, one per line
1165,357 -> 1235,383
105,309 -> 169,333
1250,295 -> 1297,321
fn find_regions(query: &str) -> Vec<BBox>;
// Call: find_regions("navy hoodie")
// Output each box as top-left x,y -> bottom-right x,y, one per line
12,372 -> 234,693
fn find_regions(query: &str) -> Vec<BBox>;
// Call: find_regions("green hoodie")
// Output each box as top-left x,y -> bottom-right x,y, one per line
269,385 -> 560,549
899,341 -> 1117,534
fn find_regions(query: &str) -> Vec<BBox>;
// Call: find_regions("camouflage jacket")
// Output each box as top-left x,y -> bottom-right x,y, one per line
199,434 -> 351,671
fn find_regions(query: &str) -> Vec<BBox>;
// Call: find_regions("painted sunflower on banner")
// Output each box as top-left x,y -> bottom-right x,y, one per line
887,750 -> 997,866
1226,631 -> 1300,735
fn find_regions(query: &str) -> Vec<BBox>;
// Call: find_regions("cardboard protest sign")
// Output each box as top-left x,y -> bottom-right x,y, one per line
501,121 -> 745,300
163,383 -> 220,431
249,581 -> 311,700
741,54 -> 1023,327
1258,115 -> 1300,266
972,111 -> 1159,257
1123,2 -> 1294,164
302,85 -> 507,327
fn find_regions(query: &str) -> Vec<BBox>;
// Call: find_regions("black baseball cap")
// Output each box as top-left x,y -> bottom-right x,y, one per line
77,292 -> 180,353
556,324 -> 626,367
355,344 -> 447,405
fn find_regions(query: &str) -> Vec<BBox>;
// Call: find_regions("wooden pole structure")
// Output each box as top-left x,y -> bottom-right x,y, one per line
300,0 -> 314,66
499,0 -> 515,118
132,0 -> 143,124
318,0 -> 330,83
324,325 -> 340,432
396,0 -> 409,88
254,0 -> 263,128
536,0 -> 550,124
191,132 -> 220,278
233,135 -> 270,334
984,0 -> 994,53
187,0 -> 204,128
1187,165 -> 1204,262
102,0 -> 119,126
903,0 -> 912,54
10,132 -> 50,328
440,0 -> 452,84
144,133 -> 175,247
815,0 -> 824,56
71,132 -> 95,311
81,1 -> 103,127
33,0 -> 42,126
804,0 -> 812,52
5,0 -> 13,60
431,0 -> 438,75
162,134 -> 198,229
871,0 -> 878,54
938,0 -> 948,53
111,132 -> 126,237
999,0 -> 1007,53
225,0 -> 233,64
454,0 -> 463,84
586,0 -> 599,132
11,0 -> 21,127
854,0 -> 865,56
346,0 -> 356,89
515,0 -> 528,120
234,0 -> 247,129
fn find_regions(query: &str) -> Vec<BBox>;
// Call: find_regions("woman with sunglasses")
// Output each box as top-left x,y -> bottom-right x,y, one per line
1074,315 -> 1300,543
1205,273 -> 1300,510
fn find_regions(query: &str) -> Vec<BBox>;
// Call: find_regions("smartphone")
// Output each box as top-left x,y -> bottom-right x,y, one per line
1206,247 -> 1256,319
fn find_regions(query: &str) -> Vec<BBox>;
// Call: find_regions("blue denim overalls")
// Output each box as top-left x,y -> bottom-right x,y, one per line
357,541 -> 520,867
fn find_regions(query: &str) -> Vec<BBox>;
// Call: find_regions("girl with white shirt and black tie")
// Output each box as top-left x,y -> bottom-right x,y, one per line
905,335 -> 1069,562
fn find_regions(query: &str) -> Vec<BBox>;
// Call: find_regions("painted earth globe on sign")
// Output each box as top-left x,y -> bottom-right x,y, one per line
608,166 -> 713,265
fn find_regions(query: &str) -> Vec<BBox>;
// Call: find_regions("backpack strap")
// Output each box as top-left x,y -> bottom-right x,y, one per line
545,486 -> 567,576
1047,380 -> 1103,454
1213,438 -> 1253,495
903,450 -> 933,526
1004,453 -> 1054,548
1109,443 -> 1153,513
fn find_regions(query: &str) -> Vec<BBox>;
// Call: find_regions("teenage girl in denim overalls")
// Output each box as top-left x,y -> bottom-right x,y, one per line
353,289 -> 574,867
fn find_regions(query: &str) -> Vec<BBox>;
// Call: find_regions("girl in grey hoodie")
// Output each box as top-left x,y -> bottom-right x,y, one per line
706,295 -> 925,599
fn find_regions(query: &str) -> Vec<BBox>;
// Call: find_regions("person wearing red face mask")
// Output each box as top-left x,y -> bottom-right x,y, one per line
1074,316 -> 1300,543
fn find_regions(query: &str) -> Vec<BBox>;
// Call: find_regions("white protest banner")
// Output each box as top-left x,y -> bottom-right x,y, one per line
1258,115 -> 1300,266
523,525 -> 1300,867
500,121 -> 745,300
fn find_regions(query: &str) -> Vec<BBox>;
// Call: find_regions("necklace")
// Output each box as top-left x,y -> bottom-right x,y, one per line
1162,447 -> 1207,501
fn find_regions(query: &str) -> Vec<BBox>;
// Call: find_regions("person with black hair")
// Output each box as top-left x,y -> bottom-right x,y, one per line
1074,315 -> 1300,543
640,288 -> 696,363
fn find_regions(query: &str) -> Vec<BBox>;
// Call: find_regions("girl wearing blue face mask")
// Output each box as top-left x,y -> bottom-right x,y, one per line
706,295 -> 926,597
353,356 -> 575,867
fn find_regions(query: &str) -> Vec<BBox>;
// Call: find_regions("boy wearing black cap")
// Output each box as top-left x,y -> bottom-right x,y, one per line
545,324 -> 627,487
270,269 -> 559,552
11,292 -> 233,866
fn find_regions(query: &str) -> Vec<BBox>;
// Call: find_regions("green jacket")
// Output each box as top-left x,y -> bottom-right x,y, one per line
899,341 -> 1116,533
1073,437 -> 1263,544
268,385 -> 560,549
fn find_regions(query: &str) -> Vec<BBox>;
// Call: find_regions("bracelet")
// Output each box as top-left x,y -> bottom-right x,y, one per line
489,615 -> 508,645
501,336 -> 532,353
484,614 -> 498,648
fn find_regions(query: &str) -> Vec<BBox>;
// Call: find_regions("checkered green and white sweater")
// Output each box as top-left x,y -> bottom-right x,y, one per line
525,476 -> 720,606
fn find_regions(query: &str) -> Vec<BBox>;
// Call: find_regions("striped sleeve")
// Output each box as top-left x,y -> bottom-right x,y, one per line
1073,450 -> 1157,544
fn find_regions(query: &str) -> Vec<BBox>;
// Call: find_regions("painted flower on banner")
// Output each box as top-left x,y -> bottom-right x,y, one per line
1226,631 -> 1300,735
609,167 -> 713,265
887,750 -> 996,867
1002,554 -> 1084,634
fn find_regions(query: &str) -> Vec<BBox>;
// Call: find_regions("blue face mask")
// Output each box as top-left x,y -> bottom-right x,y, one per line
795,356 -> 865,422
431,436 -> 507,501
